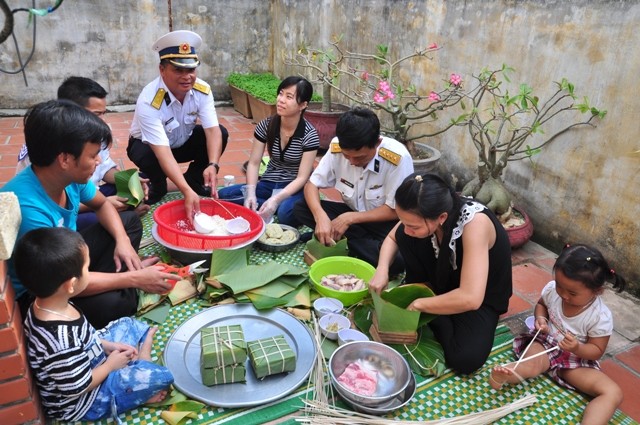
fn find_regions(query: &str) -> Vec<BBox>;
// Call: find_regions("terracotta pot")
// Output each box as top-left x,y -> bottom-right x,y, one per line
505,206 -> 534,249
247,96 -> 277,124
229,85 -> 252,119
304,103 -> 351,151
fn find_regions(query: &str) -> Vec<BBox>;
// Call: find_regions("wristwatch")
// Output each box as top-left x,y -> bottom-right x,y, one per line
208,162 -> 220,173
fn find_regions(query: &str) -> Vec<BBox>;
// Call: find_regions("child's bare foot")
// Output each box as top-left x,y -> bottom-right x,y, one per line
139,327 -> 158,361
145,389 -> 168,404
489,366 -> 514,389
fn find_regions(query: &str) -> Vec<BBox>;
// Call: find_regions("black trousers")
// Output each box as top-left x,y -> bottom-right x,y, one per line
293,199 -> 405,274
126,125 -> 229,190
18,211 -> 142,329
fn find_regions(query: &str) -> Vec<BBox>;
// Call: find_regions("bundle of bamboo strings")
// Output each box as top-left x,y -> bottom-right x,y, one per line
295,395 -> 537,424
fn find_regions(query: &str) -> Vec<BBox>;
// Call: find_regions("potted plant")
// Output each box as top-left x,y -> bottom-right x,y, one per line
453,65 -> 606,247
226,72 -> 254,119
285,36 -> 469,169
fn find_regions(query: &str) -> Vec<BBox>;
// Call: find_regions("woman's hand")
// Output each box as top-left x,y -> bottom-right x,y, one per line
369,268 -> 390,294
407,297 -> 429,313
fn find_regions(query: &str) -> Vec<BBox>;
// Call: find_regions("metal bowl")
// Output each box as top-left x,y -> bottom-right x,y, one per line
255,224 -> 300,252
343,372 -> 416,415
328,341 -> 411,407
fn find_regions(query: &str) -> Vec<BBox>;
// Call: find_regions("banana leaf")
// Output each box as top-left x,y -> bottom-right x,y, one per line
284,284 -> 310,307
369,283 -> 437,333
209,248 -> 250,277
247,281 -> 296,298
274,274 -> 308,289
168,279 -> 198,305
305,235 -> 348,259
114,169 -> 144,207
283,264 -> 308,276
215,262 -> 290,294
244,292 -> 289,310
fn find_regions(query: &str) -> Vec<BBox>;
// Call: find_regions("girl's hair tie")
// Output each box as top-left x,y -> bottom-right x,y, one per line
586,256 -> 591,261
610,268 -> 616,275
415,175 -> 423,182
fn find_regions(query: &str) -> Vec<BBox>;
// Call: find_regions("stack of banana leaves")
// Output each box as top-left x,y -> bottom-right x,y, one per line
137,248 -> 311,320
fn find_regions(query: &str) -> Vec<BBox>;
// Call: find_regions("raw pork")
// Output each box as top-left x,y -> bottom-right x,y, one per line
337,361 -> 378,396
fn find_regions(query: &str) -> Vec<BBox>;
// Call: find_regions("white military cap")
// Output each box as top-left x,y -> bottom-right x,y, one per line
152,30 -> 202,68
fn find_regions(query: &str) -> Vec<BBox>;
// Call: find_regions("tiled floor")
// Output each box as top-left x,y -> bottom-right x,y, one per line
1,106 -> 638,422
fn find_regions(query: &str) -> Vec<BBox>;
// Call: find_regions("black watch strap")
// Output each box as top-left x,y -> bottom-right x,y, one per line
208,162 -> 220,173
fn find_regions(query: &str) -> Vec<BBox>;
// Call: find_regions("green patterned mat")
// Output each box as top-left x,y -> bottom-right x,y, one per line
61,193 -> 637,425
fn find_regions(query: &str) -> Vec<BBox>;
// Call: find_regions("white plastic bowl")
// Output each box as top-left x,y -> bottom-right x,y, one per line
338,328 -> 369,346
313,297 -> 343,318
193,212 -> 216,234
225,217 -> 250,234
525,315 -> 535,331
319,313 -> 351,340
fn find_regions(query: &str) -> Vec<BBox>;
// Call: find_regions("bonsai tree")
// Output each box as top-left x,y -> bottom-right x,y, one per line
456,65 -> 606,220
284,36 -> 470,157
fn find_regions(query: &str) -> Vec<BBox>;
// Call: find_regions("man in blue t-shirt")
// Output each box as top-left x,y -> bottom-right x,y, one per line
1,100 -> 175,328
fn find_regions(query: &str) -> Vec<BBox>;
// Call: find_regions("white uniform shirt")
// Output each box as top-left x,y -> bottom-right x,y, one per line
16,144 -> 117,184
310,136 -> 414,211
129,76 -> 219,149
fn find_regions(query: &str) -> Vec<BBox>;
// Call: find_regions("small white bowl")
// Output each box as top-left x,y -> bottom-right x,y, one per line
525,315 -> 535,331
193,212 -> 215,234
337,328 -> 369,346
319,313 -> 351,340
313,297 -> 343,318
225,217 -> 250,234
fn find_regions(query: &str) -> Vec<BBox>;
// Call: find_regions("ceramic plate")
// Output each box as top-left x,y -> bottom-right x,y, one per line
255,224 -> 300,252
163,304 -> 317,407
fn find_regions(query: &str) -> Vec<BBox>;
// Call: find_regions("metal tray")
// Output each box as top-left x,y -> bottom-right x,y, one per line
255,224 -> 301,252
163,304 -> 317,407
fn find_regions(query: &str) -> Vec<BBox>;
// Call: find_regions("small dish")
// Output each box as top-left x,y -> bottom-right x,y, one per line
193,212 -> 216,234
225,217 -> 250,234
337,328 -> 369,346
525,315 -> 535,331
313,297 -> 343,318
319,313 -> 351,340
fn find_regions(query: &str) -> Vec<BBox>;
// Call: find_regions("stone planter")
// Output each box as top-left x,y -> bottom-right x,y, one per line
411,142 -> 442,175
304,103 -> 351,151
229,85 -> 252,119
247,96 -> 277,124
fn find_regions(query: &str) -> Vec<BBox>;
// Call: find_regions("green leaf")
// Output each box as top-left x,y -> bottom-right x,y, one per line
114,169 -> 144,207
215,263 -> 290,294
209,249 -> 250,277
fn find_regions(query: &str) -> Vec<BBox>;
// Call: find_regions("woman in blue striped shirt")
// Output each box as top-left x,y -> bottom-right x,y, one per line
219,76 -> 319,226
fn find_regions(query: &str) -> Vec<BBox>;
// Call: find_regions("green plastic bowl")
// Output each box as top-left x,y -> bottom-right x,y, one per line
308,256 -> 375,306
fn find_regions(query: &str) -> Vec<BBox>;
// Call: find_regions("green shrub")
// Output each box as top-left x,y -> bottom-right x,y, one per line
227,72 -> 322,105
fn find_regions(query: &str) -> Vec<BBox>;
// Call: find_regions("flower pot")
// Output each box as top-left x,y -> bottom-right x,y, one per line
304,103 -> 351,151
229,85 -> 252,119
247,95 -> 277,124
411,142 -> 441,175
505,206 -> 534,249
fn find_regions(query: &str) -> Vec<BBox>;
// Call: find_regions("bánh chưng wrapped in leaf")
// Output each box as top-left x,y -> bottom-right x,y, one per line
247,335 -> 296,379
201,363 -> 246,386
200,325 -> 247,369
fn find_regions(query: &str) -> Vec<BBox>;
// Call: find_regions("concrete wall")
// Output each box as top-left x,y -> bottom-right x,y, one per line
1,0 -> 638,291
0,0 -> 273,106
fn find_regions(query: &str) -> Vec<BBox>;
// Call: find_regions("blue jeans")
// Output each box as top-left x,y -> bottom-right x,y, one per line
218,180 -> 303,227
81,318 -> 174,421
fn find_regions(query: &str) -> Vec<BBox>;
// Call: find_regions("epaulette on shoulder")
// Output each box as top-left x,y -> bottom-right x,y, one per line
378,147 -> 401,166
330,143 -> 342,154
151,88 -> 166,110
193,81 -> 211,95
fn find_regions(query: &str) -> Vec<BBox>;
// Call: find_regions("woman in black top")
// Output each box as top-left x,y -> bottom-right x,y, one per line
370,173 -> 512,373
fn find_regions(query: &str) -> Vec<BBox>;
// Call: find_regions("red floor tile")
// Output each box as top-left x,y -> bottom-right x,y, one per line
512,263 -> 552,304
600,360 -> 640,422
616,345 -> 640,375
501,293 -> 533,319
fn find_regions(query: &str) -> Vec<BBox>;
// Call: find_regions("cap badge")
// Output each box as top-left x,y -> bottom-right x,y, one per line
179,43 -> 191,54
